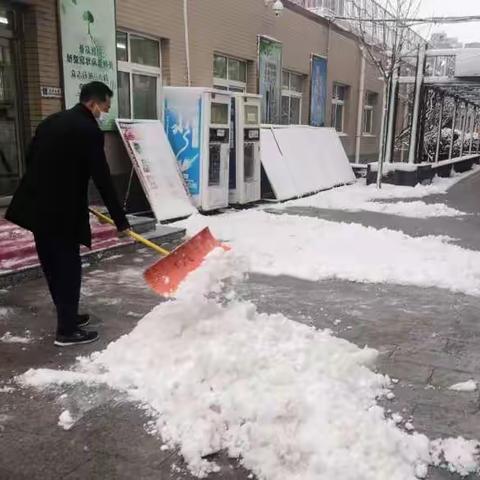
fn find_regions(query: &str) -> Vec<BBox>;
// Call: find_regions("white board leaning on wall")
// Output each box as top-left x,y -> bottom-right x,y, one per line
116,119 -> 196,222
260,125 -> 356,201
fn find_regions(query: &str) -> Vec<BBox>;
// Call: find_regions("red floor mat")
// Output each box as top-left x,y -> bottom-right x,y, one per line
0,217 -> 133,273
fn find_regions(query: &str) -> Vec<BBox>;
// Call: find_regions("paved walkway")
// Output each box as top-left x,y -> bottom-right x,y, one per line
2,173 -> 480,479
273,171 -> 480,252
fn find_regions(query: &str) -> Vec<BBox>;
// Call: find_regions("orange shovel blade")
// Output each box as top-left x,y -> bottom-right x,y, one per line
144,227 -> 229,297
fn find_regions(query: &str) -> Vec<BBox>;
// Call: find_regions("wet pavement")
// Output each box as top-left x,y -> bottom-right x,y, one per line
1,173 -> 480,479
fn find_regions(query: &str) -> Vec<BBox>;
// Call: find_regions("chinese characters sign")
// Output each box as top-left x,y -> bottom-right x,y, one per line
40,86 -> 62,98
59,0 -> 118,130
258,37 -> 282,124
116,120 -> 195,221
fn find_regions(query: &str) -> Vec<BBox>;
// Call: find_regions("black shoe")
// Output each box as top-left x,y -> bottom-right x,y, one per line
77,314 -> 90,328
54,329 -> 99,347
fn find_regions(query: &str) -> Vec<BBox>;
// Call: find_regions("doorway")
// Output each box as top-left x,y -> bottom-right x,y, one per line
0,6 -> 22,204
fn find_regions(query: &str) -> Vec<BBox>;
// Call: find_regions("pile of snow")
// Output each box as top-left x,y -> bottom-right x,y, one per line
179,210 -> 480,297
0,331 -> 32,344
58,410 -> 75,431
448,380 -> 478,392
19,257 -> 432,478
90,299 -> 431,478
273,175 -> 468,218
431,437 -> 480,476
17,250 -> 480,478
349,201 -> 464,218
174,248 -> 247,300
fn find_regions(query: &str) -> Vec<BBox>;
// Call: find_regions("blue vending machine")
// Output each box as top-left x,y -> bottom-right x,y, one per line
163,87 -> 231,211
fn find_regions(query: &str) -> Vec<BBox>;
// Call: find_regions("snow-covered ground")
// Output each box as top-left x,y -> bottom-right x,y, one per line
179,209 -> 480,297
345,200 -> 464,218
0,307 -> 12,318
19,248 -> 480,478
272,171 -> 476,218
448,380 -> 478,392
16,172 -> 480,478
0,330 -> 32,344
430,438 -> 480,476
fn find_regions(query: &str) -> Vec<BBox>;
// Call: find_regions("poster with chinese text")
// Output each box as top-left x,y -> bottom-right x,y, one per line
59,0 -> 118,130
116,119 -> 195,221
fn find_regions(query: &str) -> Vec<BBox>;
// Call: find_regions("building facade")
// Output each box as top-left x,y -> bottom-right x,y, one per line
0,0 -> 385,207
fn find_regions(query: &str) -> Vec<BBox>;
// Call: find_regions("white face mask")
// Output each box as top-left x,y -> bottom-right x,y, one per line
96,110 -> 108,126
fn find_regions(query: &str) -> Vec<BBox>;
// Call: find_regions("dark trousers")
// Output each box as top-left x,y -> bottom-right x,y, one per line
34,234 -> 81,335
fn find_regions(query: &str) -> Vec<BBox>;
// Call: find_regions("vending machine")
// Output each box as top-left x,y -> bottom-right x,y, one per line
163,87 -> 231,211
229,94 -> 262,205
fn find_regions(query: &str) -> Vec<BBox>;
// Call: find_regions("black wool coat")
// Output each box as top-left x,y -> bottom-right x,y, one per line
6,103 -> 129,247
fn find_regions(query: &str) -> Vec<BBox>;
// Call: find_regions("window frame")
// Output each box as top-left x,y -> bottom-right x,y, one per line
281,70 -> 304,125
363,91 -> 377,136
363,105 -> 374,135
116,30 -> 162,120
331,83 -> 348,134
213,53 -> 247,92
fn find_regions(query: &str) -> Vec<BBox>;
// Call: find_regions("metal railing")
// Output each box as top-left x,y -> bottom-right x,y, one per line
290,0 -> 424,53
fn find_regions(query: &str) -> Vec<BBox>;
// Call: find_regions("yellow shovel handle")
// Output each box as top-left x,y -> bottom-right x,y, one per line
89,208 -> 170,256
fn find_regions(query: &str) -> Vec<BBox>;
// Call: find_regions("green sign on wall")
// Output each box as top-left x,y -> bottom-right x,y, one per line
258,37 -> 282,124
59,0 -> 118,130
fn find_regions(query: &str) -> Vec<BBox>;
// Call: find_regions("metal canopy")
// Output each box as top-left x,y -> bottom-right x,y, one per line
399,76 -> 480,107
432,83 -> 480,107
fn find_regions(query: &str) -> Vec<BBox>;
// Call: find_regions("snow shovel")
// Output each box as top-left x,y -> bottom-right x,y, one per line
89,208 -> 227,297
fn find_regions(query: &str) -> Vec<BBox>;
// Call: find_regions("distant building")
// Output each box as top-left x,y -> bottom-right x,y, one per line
430,32 -> 463,49
465,42 -> 480,49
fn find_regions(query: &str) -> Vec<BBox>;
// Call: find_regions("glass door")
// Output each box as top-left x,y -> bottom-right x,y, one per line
0,29 -> 21,201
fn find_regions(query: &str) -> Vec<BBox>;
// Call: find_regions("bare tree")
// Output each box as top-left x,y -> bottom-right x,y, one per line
349,0 -> 421,81
340,0 -> 424,187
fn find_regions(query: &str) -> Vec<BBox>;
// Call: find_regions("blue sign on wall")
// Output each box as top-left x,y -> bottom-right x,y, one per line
164,97 -> 202,196
310,55 -> 328,127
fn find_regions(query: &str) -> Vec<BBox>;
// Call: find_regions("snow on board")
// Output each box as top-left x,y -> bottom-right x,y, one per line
260,125 -> 355,201
116,119 -> 196,222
